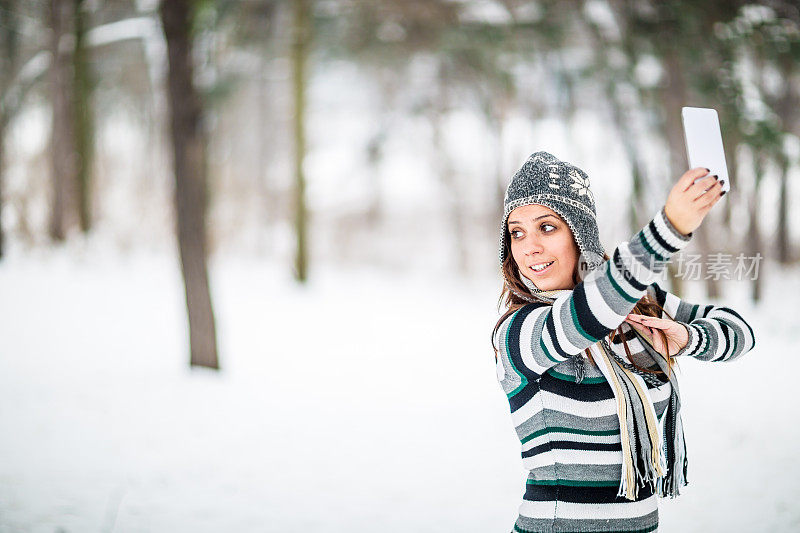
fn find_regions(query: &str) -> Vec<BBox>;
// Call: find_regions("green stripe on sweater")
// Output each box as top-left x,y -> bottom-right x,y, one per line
505,309 -> 529,398
606,264 -> 639,304
539,335 -> 560,363
638,232 -> 665,262
525,479 -> 620,487
569,297 -> 596,342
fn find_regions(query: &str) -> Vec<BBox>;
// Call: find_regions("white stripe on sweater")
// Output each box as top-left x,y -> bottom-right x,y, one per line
689,323 -> 708,356
521,431 -> 622,452
652,209 -> 688,250
522,449 -> 623,470
663,291 -> 682,318
583,275 -> 627,328
518,306 -> 553,374
512,393 -> 547,426
551,294 -> 584,354
518,500 -> 557,519
701,318 -> 726,360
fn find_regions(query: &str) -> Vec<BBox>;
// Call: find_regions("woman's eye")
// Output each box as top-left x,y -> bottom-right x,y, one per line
510,229 -> 523,239
541,223 -> 556,232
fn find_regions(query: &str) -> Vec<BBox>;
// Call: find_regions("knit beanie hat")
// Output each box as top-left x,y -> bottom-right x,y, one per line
499,151 -> 606,300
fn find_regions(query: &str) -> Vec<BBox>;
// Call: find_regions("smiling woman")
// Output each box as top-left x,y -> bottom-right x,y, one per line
507,205 -> 579,292
490,151 -> 756,533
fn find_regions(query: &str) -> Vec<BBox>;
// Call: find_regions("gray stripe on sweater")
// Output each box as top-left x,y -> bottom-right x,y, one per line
516,411 -> 621,439
529,463 -> 624,482
514,506 -> 658,533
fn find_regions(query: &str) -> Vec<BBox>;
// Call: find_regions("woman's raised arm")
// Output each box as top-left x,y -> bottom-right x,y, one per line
496,206 -> 693,381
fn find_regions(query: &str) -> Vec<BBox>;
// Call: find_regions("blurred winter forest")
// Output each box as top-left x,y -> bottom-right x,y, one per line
2,0 -> 799,362
2,1 -> 800,531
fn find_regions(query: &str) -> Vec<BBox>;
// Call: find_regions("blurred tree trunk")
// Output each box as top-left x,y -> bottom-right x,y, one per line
775,54 -> 797,264
160,0 -> 219,370
578,8 -> 646,234
660,45 -> 691,298
720,125 -> 739,229
256,53 -> 274,255
748,151 -> 764,303
0,0 -> 20,258
251,3 -> 279,256
0,115 -> 4,258
660,42 -> 722,299
365,70 -> 401,229
364,126 -> 386,225
600,76 -> 648,237
489,108 -> 507,233
291,0 -> 310,282
775,149 -> 791,263
73,0 -> 93,233
432,62 -> 468,277
48,0 -> 78,241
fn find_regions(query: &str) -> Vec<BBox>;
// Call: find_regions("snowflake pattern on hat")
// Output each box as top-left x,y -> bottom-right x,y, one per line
569,168 -> 593,202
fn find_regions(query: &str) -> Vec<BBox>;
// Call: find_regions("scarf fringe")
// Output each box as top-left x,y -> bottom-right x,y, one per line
592,339 -> 687,501
656,399 -> 689,498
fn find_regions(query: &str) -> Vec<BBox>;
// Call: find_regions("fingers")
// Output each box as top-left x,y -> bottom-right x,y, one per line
626,314 -> 668,331
698,181 -> 726,209
699,192 -> 723,211
625,315 -> 655,332
626,315 -> 675,355
689,174 -> 721,200
625,318 -> 653,338
679,167 -> 711,192
626,313 -> 662,324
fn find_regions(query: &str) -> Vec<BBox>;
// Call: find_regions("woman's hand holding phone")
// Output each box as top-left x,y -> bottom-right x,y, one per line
664,167 -> 725,236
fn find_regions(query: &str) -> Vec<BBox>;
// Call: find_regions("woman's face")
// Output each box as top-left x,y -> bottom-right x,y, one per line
508,204 -> 580,291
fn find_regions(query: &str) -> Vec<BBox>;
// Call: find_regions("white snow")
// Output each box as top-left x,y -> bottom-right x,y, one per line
0,245 -> 798,532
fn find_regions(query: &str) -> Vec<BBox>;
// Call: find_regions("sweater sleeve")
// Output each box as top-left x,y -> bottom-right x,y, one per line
495,206 -> 693,382
647,282 -> 757,362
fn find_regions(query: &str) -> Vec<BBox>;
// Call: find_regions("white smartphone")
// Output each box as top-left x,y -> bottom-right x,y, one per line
681,106 -> 730,193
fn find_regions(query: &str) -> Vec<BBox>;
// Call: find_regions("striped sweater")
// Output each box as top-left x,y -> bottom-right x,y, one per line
494,207 -> 756,533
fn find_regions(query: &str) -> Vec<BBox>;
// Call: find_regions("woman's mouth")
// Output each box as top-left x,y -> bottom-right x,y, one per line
529,261 -> 555,275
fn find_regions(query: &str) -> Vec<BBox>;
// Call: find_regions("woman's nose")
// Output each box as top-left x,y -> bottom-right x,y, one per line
524,239 -> 544,256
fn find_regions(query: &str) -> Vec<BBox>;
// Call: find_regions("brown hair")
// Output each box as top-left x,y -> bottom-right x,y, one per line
491,224 -> 676,378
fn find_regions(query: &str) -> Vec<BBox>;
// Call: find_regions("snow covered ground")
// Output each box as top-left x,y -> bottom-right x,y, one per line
1,245 -> 798,532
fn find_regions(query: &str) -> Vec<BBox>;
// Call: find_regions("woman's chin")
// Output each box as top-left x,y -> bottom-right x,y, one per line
522,273 -> 571,293
521,274 -> 549,291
